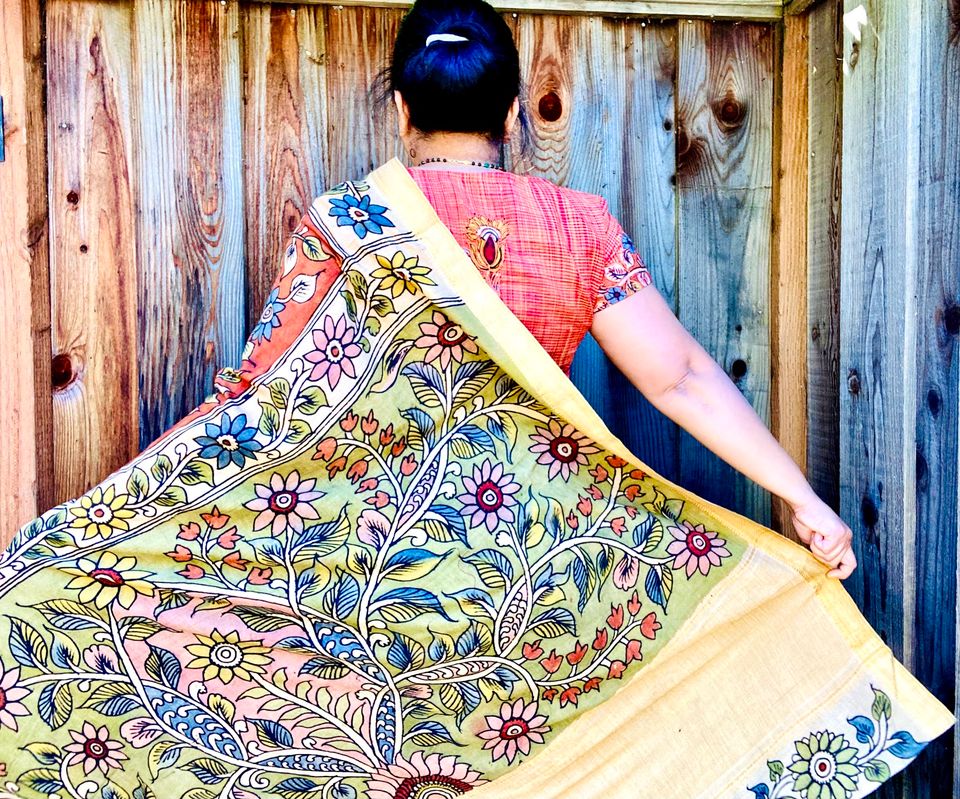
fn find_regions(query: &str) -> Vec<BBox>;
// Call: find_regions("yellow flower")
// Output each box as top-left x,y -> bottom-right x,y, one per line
185,629 -> 272,684
69,485 -> 136,540
372,251 -> 435,297
64,551 -> 153,609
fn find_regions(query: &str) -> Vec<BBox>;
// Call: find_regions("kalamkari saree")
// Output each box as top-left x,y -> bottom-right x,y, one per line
0,158 -> 952,799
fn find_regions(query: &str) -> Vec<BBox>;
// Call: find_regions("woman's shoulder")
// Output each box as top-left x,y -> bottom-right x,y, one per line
513,171 -> 610,216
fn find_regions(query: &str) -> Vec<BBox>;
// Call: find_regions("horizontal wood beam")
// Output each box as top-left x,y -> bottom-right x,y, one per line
259,1 -> 784,22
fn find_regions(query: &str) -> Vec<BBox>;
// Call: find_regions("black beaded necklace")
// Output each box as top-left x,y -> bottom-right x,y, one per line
416,156 -> 505,171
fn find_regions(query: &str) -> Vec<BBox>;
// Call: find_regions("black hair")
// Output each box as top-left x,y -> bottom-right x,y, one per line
377,0 -> 529,152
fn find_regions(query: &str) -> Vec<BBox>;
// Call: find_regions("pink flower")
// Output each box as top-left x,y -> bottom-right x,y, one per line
244,470 -> 324,535
457,460 -> 521,533
367,752 -> 486,799
64,722 -> 128,775
119,716 -> 164,748
413,311 -> 479,369
478,698 -> 551,764
613,554 -> 640,590
357,509 -> 391,549
529,419 -> 599,481
305,315 -> 361,389
0,664 -> 30,731
666,520 -> 731,578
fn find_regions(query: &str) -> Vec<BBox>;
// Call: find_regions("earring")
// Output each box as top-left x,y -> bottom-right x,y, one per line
409,146 -> 417,160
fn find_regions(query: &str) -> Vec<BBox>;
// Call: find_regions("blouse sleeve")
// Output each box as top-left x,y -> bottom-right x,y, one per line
592,205 -> 653,315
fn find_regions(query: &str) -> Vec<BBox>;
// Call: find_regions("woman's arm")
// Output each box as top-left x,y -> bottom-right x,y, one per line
590,283 -> 856,579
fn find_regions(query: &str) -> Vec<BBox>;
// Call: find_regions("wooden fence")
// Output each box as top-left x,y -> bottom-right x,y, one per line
0,0 -> 957,795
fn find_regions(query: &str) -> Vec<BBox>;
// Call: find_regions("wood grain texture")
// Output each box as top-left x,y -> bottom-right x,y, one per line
240,5 -> 329,329
911,0 -> 960,792
806,0 -> 842,514
675,20 -> 774,526
261,0 -> 783,23
770,15 -> 808,537
133,0 -> 247,449
45,0 -> 138,504
323,5 -> 405,186
0,0 -> 53,542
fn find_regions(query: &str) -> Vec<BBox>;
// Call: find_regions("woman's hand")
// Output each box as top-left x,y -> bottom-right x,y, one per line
788,495 -> 857,579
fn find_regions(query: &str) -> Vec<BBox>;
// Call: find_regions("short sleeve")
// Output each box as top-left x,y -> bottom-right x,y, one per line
592,208 -> 653,315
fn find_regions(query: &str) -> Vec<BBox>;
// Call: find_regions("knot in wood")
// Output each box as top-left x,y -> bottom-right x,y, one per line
847,368 -> 861,395
51,353 -> 77,391
537,91 -> 563,123
713,94 -> 746,131
66,190 -> 79,205
944,303 -> 960,336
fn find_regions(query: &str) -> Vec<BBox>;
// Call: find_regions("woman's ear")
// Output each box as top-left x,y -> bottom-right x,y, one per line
503,96 -> 521,141
394,90 -> 411,139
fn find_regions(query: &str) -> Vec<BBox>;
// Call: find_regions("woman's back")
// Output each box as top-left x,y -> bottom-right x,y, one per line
409,166 -> 652,373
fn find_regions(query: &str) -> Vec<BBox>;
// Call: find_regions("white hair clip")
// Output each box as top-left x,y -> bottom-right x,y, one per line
426,33 -> 470,47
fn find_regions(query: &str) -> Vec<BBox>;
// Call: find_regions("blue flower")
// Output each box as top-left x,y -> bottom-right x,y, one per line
251,288 -> 285,343
621,233 -> 637,255
604,286 -> 627,305
195,413 -> 263,469
328,194 -> 394,239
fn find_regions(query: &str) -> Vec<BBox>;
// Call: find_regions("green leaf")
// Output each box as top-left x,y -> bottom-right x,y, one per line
295,386 -> 326,415
21,742 -> 61,766
20,768 -> 63,795
285,419 -> 312,444
269,378 -> 291,410
370,294 -> 395,317
155,485 -> 187,507
871,686 -> 892,721
863,758 -> 891,782
529,608 -> 577,639
348,270 -> 369,297
151,454 -> 173,483
38,682 -> 72,729
258,401 -> 281,437
767,759 -> 784,781
126,467 -> 150,500
180,459 -> 215,487
301,236 -> 330,262
120,617 -> 164,641
9,618 -> 48,668
229,605 -> 299,633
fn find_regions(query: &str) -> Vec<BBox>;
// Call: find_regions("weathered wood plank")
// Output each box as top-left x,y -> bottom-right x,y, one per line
259,0 -> 783,23
133,0 -> 247,448
675,20 -> 774,526
323,5 -> 405,186
770,14 -> 808,537
240,5 -> 329,328
0,0 -> 53,541
911,0 -> 960,794
45,0 -> 138,504
806,0 -> 841,513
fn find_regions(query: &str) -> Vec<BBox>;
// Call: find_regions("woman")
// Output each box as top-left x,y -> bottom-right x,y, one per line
0,1 -> 949,797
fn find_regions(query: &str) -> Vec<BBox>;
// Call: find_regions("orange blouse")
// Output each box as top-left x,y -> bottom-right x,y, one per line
407,166 -> 653,374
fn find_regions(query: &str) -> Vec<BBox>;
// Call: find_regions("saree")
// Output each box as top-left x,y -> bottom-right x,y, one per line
0,158 -> 952,799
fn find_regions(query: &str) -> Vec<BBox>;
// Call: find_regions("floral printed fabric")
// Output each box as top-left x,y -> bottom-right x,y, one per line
0,161 -> 944,799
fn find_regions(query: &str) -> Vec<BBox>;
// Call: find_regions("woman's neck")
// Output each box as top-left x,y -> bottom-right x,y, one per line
409,132 -> 500,169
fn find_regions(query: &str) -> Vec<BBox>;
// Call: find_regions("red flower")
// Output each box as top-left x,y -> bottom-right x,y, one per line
623,484 -> 641,501
379,424 -> 394,447
313,437 -> 337,461
540,649 -> 563,674
589,464 -> 609,483
577,496 -> 593,516
361,410 -> 378,436
566,511 -> 579,530
340,411 -> 358,432
587,485 -> 603,501
248,567 -> 273,585
606,455 -> 627,469
583,677 -> 602,693
365,491 -> 390,509
566,642 -> 588,665
559,686 -> 581,707
542,688 -> 558,702
522,641 -> 543,660
607,660 -> 626,679
640,612 -> 662,640
326,456 -> 347,479
400,455 -> 417,476
607,604 -> 624,630
347,459 -> 369,484
201,507 -> 230,529
630,469 -> 646,480
166,545 -> 192,563
628,591 -> 642,616
624,506 -> 638,519
610,517 -> 626,537
178,522 -> 200,541
359,477 -> 379,492
592,628 -> 608,650
217,526 -> 240,550
624,639 -> 643,664
223,552 -> 249,571
391,437 -> 407,457
178,564 -> 205,580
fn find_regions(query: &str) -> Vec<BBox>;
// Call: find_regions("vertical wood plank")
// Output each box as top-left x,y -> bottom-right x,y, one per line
240,5 -> 329,328
133,0 -> 247,448
45,0 -> 139,504
0,0 -> 53,541
676,20 -> 774,526
806,0 -> 842,514
912,0 -> 960,794
770,14 -> 808,538
323,5 -> 405,185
